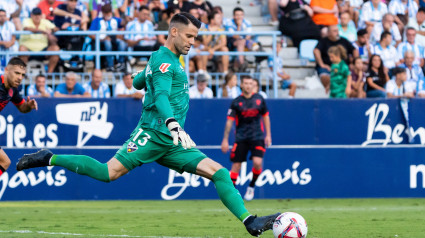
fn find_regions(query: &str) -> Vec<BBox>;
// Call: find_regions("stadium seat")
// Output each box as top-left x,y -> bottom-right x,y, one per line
299,39 -> 318,62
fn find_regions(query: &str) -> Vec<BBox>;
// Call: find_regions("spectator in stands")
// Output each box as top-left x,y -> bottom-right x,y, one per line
202,11 -> 229,74
27,74 -> 53,97
268,40 -> 296,98
373,31 -> 398,73
188,36 -> 206,74
125,6 -> 157,59
336,0 -> 349,15
365,54 -> 389,98
83,69 -> 111,98
252,78 -> 267,98
189,73 -> 213,99
370,13 -> 401,46
190,0 -> 213,24
359,0 -> 388,31
328,45 -> 351,98
53,0 -> 84,51
118,0 -> 140,25
278,0 -> 321,49
38,0 -> 63,22
386,67 -> 415,98
389,0 -> 418,33
338,11 -> 357,43
224,7 -> 257,71
114,72 -> 144,99
268,0 -> 279,26
353,29 -> 373,67
54,0 -> 89,31
0,8 -> 17,69
54,71 -> 90,97
89,4 -> 126,72
218,72 -> 241,98
397,28 -> 424,67
417,75 -> 425,97
313,25 -> 358,92
407,7 -> 425,47
0,0 -> 23,31
310,0 -> 338,33
148,0 -> 165,24
349,57 -> 366,98
156,7 -> 180,47
399,50 -> 424,93
89,0 -> 119,19
167,0 -> 192,13
19,7 -> 60,73
349,0 -> 363,28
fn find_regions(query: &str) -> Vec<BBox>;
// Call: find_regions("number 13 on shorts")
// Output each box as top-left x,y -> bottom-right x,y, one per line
133,128 -> 151,146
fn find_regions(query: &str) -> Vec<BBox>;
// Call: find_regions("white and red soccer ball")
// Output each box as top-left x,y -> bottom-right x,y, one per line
272,212 -> 308,238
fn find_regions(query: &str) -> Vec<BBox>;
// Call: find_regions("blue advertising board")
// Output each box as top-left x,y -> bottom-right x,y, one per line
1,147 -> 424,201
0,98 -> 424,147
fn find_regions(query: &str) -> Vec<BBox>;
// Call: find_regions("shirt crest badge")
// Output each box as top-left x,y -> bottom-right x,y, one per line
127,142 -> 138,153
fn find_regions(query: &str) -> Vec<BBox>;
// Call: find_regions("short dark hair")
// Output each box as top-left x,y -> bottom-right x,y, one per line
380,31 -> 392,42
208,10 -> 221,22
233,7 -> 244,15
0,9 -> 6,14
101,4 -> 112,14
169,12 -> 202,30
419,7 -> 425,13
357,29 -> 367,37
240,75 -> 253,83
35,74 -> 46,81
139,5 -> 149,12
393,67 -> 406,76
7,57 -> 27,68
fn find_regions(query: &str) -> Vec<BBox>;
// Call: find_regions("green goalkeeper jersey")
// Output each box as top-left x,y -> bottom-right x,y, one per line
132,46 -> 189,137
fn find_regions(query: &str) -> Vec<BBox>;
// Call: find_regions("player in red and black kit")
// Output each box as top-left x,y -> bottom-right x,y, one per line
221,75 -> 271,201
0,57 -> 38,178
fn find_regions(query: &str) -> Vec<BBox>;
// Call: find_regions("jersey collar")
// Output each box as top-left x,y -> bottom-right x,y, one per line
160,46 -> 179,59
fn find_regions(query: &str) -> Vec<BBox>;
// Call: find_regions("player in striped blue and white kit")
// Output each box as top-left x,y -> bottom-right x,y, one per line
83,69 -> 111,98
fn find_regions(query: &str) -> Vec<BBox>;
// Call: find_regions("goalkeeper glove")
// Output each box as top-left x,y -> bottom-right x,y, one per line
165,118 -> 196,149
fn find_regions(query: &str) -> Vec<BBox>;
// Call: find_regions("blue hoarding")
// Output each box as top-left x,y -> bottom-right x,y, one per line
1,147 -> 424,201
0,98 -> 424,147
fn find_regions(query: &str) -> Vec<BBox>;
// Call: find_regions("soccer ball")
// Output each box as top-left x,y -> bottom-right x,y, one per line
272,212 -> 308,238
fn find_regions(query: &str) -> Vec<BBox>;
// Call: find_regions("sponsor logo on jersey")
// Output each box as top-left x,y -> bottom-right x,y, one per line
159,63 -> 171,73
127,142 -> 138,153
256,99 -> 261,106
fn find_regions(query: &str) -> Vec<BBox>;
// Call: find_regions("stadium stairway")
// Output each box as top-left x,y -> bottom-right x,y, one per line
216,0 -> 327,98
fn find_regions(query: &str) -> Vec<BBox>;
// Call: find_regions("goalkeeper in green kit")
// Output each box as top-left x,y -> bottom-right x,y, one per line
16,12 -> 279,237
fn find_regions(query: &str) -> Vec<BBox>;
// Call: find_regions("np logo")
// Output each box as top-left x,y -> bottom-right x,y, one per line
56,102 -> 114,147
127,142 -> 138,153
159,63 -> 171,73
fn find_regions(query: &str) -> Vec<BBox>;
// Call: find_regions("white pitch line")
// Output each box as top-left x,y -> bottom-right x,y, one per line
0,230 -> 207,238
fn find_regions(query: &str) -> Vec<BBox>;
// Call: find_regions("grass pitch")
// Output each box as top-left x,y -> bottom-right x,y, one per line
0,199 -> 424,238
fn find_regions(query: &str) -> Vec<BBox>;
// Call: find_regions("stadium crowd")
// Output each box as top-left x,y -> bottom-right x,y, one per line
0,0 -> 425,99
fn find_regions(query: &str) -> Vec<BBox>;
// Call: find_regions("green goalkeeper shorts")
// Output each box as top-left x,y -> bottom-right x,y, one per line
114,126 -> 207,174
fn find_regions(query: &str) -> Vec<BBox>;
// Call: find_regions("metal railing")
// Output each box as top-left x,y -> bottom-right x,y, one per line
0,30 -> 281,97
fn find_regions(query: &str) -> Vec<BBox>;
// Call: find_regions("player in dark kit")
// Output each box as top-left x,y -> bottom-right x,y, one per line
0,57 -> 38,178
221,75 -> 271,201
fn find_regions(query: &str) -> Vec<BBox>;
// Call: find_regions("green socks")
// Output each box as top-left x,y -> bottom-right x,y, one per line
212,168 -> 251,222
50,155 -> 110,183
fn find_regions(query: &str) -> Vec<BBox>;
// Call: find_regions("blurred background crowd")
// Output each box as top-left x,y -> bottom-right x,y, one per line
1,0 -> 425,99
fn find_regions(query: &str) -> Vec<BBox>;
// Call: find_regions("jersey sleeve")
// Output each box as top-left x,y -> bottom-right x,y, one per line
152,59 -> 174,120
260,97 -> 269,116
11,89 -> 24,106
227,101 -> 237,120
133,67 -> 147,90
